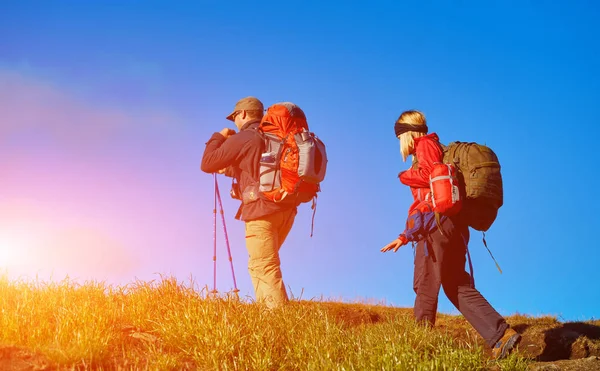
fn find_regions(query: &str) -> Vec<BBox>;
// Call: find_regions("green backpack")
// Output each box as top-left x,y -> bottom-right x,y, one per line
442,142 -> 503,232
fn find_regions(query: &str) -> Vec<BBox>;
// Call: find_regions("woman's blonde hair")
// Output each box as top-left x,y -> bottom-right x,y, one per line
397,110 -> 427,162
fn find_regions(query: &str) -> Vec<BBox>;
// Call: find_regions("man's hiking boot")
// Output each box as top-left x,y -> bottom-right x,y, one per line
492,328 -> 521,359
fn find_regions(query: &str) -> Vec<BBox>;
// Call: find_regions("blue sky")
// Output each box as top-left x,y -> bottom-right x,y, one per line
0,1 -> 598,321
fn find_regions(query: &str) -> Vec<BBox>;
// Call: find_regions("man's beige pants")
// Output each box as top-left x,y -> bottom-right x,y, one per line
244,208 -> 296,308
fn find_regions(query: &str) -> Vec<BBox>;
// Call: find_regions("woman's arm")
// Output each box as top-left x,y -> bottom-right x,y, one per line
399,139 -> 443,188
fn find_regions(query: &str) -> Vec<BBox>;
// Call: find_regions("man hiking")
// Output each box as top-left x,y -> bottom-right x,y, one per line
381,110 -> 521,359
201,96 -> 298,309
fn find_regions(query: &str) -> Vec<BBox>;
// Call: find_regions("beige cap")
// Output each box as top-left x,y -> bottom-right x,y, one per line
226,96 -> 264,121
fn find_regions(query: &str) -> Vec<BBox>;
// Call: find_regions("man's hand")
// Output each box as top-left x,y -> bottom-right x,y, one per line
219,128 -> 236,139
381,235 -> 409,253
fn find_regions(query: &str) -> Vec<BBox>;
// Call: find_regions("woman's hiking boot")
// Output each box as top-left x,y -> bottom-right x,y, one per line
492,328 -> 521,359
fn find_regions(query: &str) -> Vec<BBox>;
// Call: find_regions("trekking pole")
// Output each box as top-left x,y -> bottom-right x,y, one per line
213,174 -> 240,297
211,174 -> 218,296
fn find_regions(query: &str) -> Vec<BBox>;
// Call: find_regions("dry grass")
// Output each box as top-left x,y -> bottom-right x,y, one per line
2,274 -> 592,370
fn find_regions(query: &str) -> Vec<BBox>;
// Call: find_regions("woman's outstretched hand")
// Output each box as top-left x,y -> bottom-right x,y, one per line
381,235 -> 408,253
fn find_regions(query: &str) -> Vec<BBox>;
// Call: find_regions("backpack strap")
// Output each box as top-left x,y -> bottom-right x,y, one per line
461,233 -> 476,288
310,196 -> 318,237
482,232 -> 503,274
234,124 -> 264,221
234,204 -> 243,220
466,245 -> 475,288
437,140 -> 447,154
434,212 -> 445,236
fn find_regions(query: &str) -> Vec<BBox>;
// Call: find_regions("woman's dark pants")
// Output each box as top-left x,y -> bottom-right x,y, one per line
413,217 -> 509,347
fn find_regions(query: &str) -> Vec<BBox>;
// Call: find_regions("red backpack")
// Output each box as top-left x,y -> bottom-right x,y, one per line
258,102 -> 327,204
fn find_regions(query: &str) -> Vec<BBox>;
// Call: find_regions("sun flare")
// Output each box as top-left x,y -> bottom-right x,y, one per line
0,233 -> 29,267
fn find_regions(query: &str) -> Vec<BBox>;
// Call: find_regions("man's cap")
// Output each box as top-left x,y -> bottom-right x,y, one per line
226,96 -> 264,121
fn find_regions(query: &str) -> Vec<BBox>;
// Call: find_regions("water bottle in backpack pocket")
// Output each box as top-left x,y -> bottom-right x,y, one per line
295,131 -> 327,184
259,133 -> 282,193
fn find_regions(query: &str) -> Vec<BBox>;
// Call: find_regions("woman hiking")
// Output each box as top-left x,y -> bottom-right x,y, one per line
381,110 -> 521,359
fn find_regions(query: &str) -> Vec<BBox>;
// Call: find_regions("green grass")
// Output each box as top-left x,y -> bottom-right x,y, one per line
0,274 -> 529,370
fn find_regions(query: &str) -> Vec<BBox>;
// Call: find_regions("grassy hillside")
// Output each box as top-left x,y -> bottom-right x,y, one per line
0,275 -> 598,370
